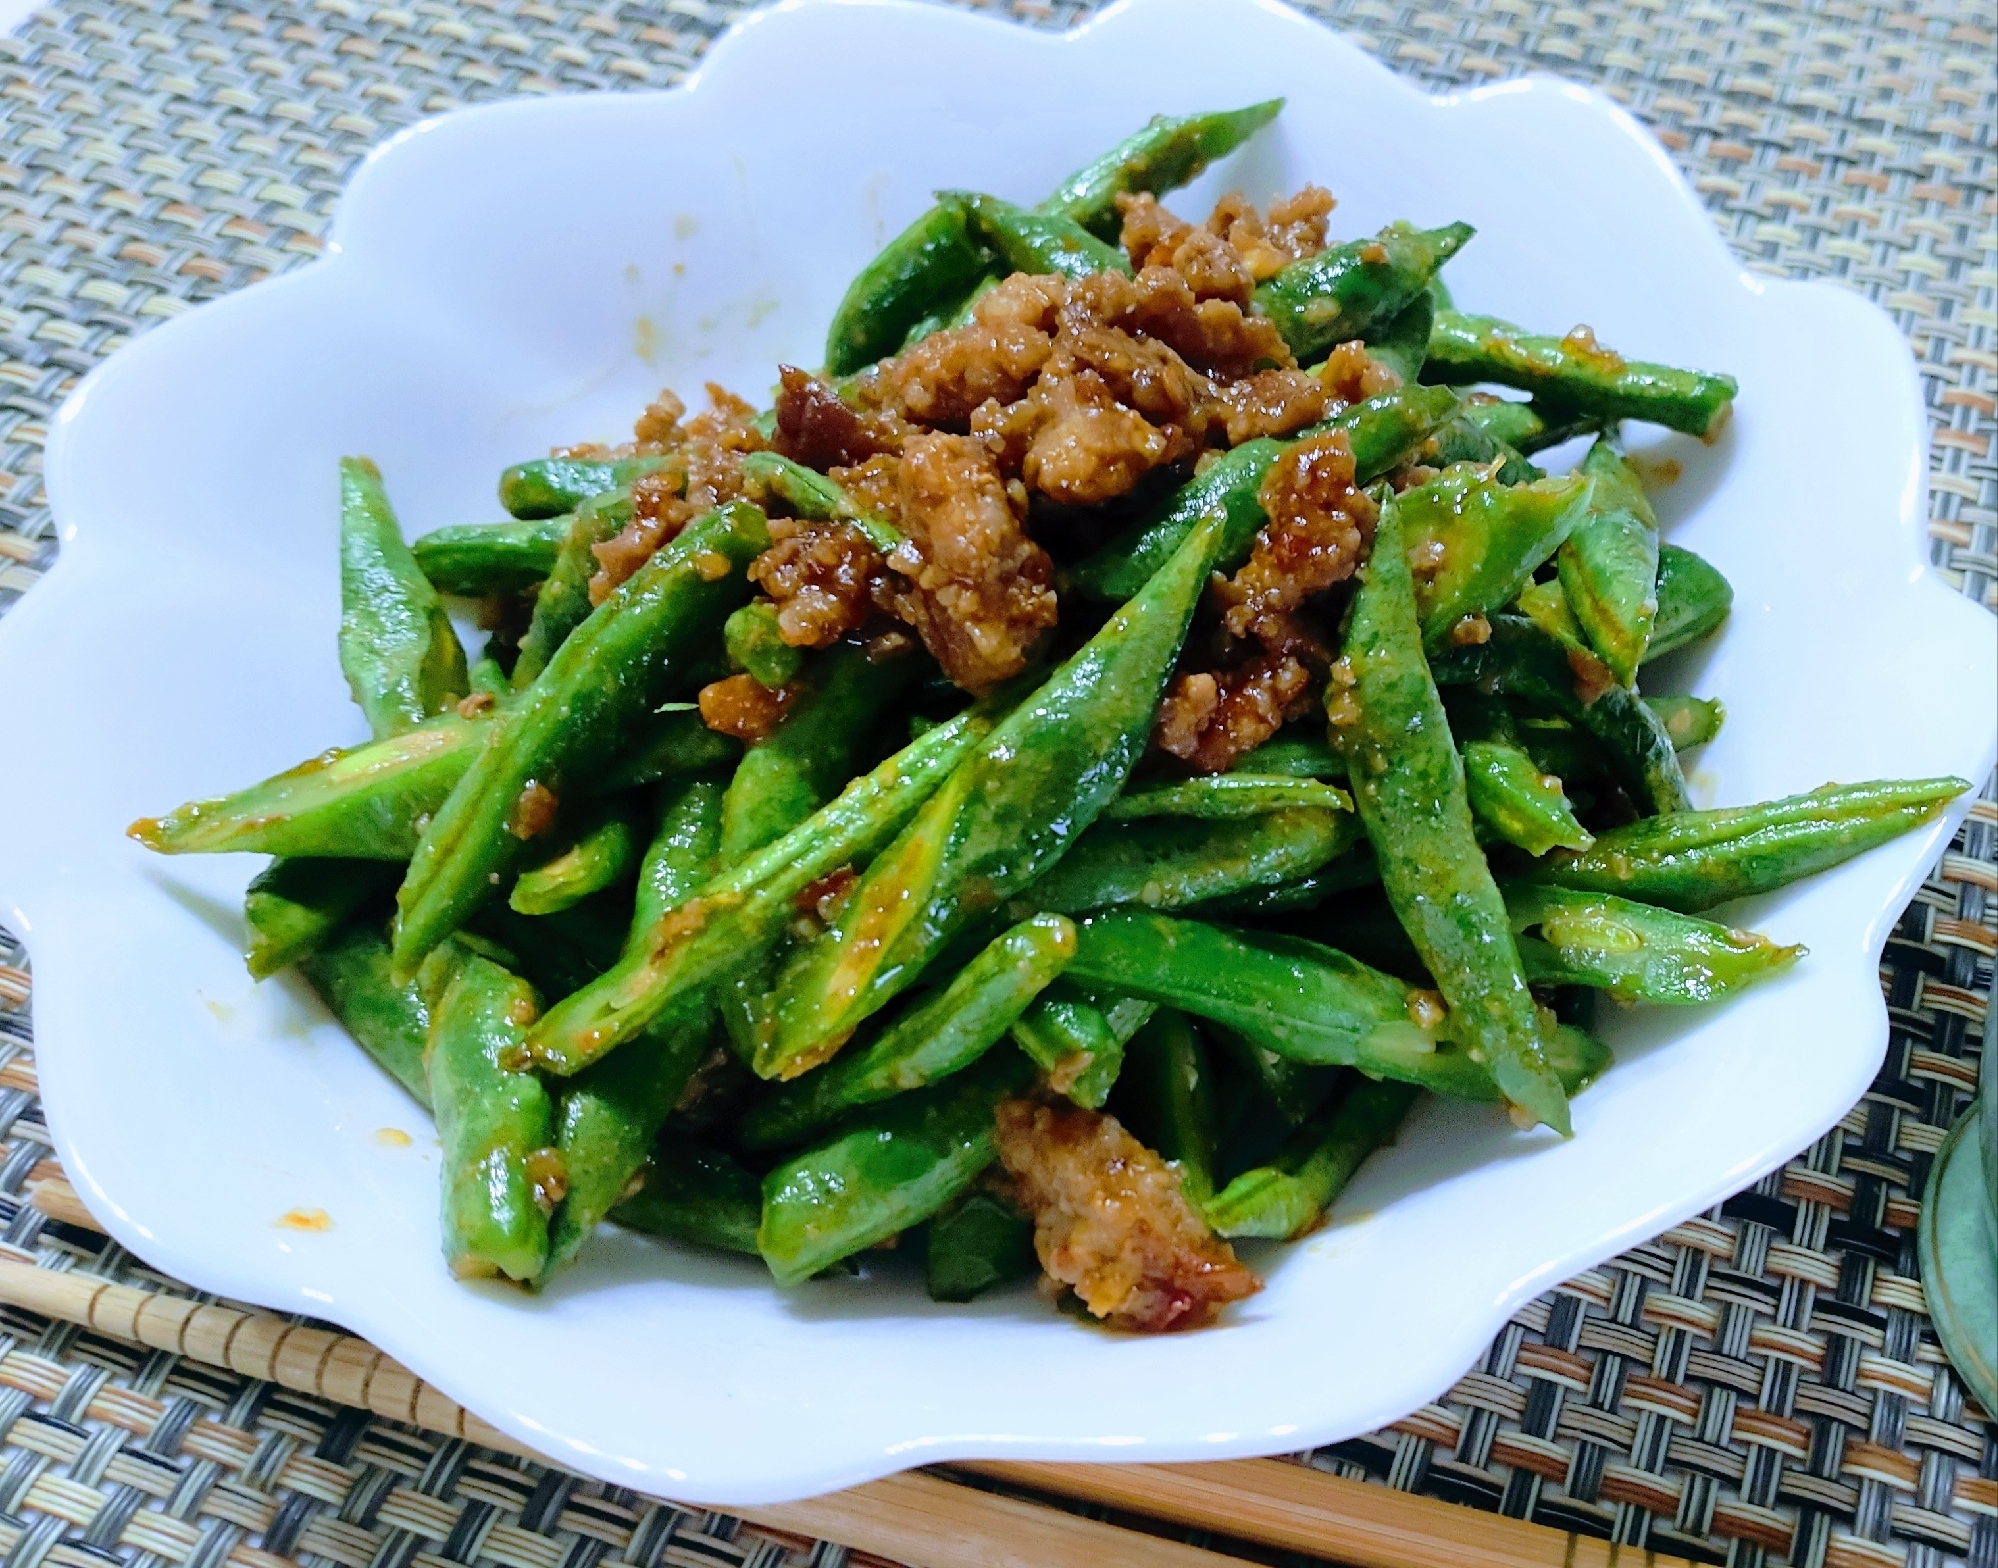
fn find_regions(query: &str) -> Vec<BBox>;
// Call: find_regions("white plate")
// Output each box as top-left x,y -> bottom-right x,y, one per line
0,0 -> 1990,1508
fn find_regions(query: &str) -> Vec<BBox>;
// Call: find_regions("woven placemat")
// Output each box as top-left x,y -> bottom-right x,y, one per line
0,1 -> 1992,1566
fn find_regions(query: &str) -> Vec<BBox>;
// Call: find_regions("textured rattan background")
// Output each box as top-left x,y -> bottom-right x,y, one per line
0,0 -> 1992,1566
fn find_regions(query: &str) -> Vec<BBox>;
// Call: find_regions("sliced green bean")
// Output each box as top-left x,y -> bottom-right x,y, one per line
1070,383 -> 1459,602
1647,695 -> 1725,751
1399,465 -> 1592,648
411,515 -> 569,597
1463,740 -> 1592,857
1426,311 -> 1737,439
824,202 -> 992,377
428,954 -> 555,1283
1254,222 -> 1474,365
758,506 -> 1229,1080
512,487 -> 635,690
528,708 -> 996,1073
610,1143 -> 763,1255
1506,883 -> 1804,1003
1042,101 -> 1284,239
925,1189 -> 1037,1303
1557,441 -> 1658,686
1527,778 -> 1970,912
1024,807 -> 1360,916
1205,1078 -> 1418,1240
129,710 -> 492,861
740,451 -> 901,551
1331,492 -> 1570,1132
952,191 -> 1132,283
339,457 -> 467,737
1102,775 -> 1352,822
510,798 -> 644,917
1648,543 -> 1734,661
1113,1009 -> 1220,1206
1009,981 -> 1153,1110
393,502 -> 769,974
723,601 -> 802,690
499,455 -> 669,521
245,858 -> 394,979
739,914 -> 1074,1150
758,1047 -> 1035,1287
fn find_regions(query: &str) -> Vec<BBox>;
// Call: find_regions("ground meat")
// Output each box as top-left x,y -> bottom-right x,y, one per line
888,273 -> 1064,426
1020,371 -> 1172,506
772,366 -> 900,469
994,1098 -> 1259,1333
1127,264 -> 1294,381
830,452 -> 904,529
1208,186 -> 1335,280
748,517 -> 892,648
1316,339 -> 1400,408
1217,368 -> 1326,445
588,466 -> 696,603
631,389 -> 686,452
590,385 -> 759,599
1221,429 -> 1378,641
1117,195 -> 1255,307
697,673 -> 795,741
1154,652 -> 1315,773
889,432 -> 1057,689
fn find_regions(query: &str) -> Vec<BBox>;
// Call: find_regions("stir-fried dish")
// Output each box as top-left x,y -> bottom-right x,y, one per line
132,102 -> 1966,1332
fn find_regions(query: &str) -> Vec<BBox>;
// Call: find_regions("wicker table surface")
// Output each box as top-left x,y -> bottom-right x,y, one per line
0,0 -> 1992,1564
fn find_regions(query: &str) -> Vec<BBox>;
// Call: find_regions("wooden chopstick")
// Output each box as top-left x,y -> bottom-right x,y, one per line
17,1170 -> 1700,1568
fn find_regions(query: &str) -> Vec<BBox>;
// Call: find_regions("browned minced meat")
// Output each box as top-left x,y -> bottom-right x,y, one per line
771,365 -> 903,469
697,673 -> 795,741
1222,429 -> 1378,642
590,385 -> 762,600
886,432 -> 1056,690
1217,368 -> 1326,445
888,272 -> 1064,426
506,779 -> 561,840
994,1098 -> 1260,1333
748,516 -> 893,649
1316,338 -> 1401,407
1155,653 -> 1316,774
1208,185 -> 1336,280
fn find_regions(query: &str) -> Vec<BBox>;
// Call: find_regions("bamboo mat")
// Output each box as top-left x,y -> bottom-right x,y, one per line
0,0 -> 1993,1565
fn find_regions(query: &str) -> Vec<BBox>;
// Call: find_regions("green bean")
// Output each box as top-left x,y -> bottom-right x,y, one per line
951,191 -> 1132,283
1102,775 -> 1351,821
411,515 -> 569,597
1185,843 -> 1381,919
1041,101 -> 1284,239
609,1144 -> 763,1255
1429,615 -> 1690,816
1023,807 -> 1360,916
1505,883 -> 1804,1003
469,901 -> 619,1004
739,451 -> 901,551
599,708 -> 743,792
758,1047 -> 1035,1287
719,644 -> 919,865
723,601 -> 802,690
298,919 -> 439,1106
1228,732 -> 1347,780
1648,543 -> 1734,662
1331,492 -> 1570,1133
339,458 -> 467,737
631,773 -> 729,942
468,656 -> 510,703
245,858 -> 394,979
925,1189 -> 1037,1303
510,798 -> 644,917
1425,311 -> 1738,439
757,506 -> 1229,1081
392,502 -> 769,975
1527,778 -> 1970,912
739,914 -> 1074,1151
1514,576 -> 1586,648
129,710 -> 492,861
1462,740 -> 1592,857
528,708 -> 996,1073
1205,1078 -> 1418,1240
1454,395 -> 1605,458
427,953 -> 555,1283
1071,383 -> 1460,601
1557,441 -> 1658,685
1254,222 -> 1474,365
499,455 -> 670,521
1113,1009 -> 1220,1206
512,487 -> 635,690
1647,695 -> 1725,751
1419,416 -> 1541,486
1364,291 -> 1434,386
824,202 -> 992,377
1009,981 -> 1153,1110
1399,465 -> 1592,648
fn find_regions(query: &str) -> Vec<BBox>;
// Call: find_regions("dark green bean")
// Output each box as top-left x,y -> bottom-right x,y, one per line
739,914 -> 1073,1150
1648,542 -> 1734,662
1204,1078 -> 1418,1240
393,502 -> 769,974
1227,732 -> 1347,780
1399,465 -> 1592,648
599,708 -> 743,792
824,202 -> 992,377
411,515 -> 569,597
1009,981 -> 1153,1110
610,1143 -> 763,1255
1462,740 -> 1592,857
245,858 -> 394,978
925,1190 -> 1037,1303
1557,441 -> 1658,685
1102,775 -> 1351,821
1041,101 -> 1284,239
1364,291 -> 1434,386
427,953 -> 555,1283
1113,1009 -> 1220,1206
1527,778 -> 1970,912
298,920 -> 439,1106
758,506 -> 1229,1080
951,191 -> 1132,283
512,487 -> 635,690
1254,222 -> 1474,364
339,457 -> 467,736
758,1047 -> 1035,1286
499,455 -> 669,520
1426,311 -> 1738,439
739,451 -> 901,551
1185,843 -> 1380,919
1330,492 -> 1570,1132
1647,695 -> 1725,751
723,601 -> 802,690
1506,882 -> 1804,1003
510,798 -> 645,917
